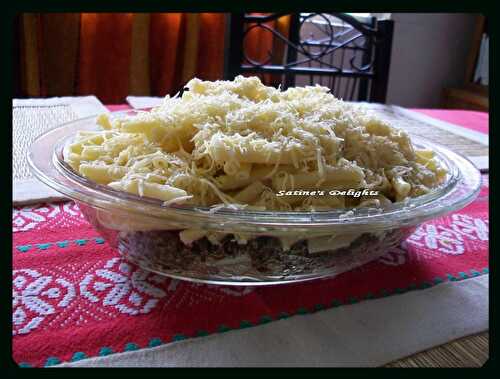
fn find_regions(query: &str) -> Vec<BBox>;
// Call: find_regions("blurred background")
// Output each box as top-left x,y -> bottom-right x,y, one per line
13,13 -> 488,110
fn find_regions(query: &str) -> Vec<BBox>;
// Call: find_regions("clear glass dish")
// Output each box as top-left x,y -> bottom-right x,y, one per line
28,111 -> 482,285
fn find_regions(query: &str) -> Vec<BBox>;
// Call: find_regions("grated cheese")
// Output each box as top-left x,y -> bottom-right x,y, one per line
64,75 -> 447,213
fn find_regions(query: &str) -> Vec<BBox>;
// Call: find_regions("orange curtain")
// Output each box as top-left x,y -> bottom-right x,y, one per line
78,13 -> 134,103
149,13 -> 226,95
196,14 -> 226,81
15,13 -> 227,103
149,13 -> 184,96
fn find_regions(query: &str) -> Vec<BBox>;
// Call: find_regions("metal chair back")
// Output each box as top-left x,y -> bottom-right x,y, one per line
224,13 -> 394,103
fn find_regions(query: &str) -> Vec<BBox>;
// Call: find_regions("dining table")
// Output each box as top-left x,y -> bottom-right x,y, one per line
12,98 -> 489,368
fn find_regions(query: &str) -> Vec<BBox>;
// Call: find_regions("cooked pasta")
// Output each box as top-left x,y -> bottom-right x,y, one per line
64,75 -> 447,211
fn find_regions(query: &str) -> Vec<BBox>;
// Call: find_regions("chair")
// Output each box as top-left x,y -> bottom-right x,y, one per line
223,13 -> 394,103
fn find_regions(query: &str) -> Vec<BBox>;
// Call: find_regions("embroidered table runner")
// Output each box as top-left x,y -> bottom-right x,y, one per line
58,274 -> 489,368
12,176 -> 489,367
13,104 -> 489,367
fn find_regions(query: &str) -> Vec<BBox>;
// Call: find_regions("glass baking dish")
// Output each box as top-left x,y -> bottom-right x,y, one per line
28,111 -> 482,285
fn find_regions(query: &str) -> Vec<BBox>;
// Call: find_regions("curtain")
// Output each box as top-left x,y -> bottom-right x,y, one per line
15,13 -> 227,103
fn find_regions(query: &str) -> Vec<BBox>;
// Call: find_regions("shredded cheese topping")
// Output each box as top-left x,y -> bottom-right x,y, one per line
65,76 -> 447,213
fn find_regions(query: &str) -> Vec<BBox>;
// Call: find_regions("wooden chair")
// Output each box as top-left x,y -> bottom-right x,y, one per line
223,13 -> 394,103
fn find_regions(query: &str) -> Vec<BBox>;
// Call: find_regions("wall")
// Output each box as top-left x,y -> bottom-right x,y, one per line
386,13 -> 477,108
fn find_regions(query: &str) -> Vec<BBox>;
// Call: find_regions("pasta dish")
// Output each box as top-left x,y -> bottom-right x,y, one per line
27,78 -> 480,280
64,76 -> 447,214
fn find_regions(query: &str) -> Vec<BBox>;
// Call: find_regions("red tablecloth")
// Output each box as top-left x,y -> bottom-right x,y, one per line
12,107 -> 489,367
106,104 -> 132,112
410,109 -> 489,135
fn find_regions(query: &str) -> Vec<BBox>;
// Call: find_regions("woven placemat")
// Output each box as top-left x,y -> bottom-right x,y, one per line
386,332 -> 488,367
13,105 -> 78,181
359,104 -> 489,157
13,97 -> 107,206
